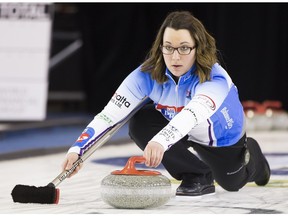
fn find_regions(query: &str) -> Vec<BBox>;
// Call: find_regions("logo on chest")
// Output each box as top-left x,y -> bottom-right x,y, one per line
156,104 -> 184,120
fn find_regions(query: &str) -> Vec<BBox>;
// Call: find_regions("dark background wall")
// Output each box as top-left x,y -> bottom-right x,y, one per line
49,3 -> 288,114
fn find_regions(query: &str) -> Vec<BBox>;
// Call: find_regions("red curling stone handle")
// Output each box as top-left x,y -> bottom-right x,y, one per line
111,156 -> 161,176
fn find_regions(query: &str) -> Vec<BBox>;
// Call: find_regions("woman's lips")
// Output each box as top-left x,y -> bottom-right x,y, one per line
172,65 -> 182,68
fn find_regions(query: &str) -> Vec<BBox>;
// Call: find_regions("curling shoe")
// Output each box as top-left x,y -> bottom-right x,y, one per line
246,137 -> 271,186
255,156 -> 271,186
176,182 -> 215,196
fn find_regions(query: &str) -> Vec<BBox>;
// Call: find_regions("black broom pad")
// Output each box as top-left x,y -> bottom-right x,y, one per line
11,184 -> 59,204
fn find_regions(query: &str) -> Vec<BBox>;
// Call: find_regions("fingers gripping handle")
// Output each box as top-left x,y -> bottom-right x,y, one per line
51,129 -> 113,187
49,158 -> 83,187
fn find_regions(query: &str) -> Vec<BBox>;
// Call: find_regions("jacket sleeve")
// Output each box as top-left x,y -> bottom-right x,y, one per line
150,76 -> 230,151
67,66 -> 151,155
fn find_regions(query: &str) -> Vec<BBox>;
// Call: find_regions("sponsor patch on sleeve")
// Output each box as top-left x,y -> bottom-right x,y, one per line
194,94 -> 216,111
158,124 -> 183,142
73,127 -> 95,147
110,92 -> 131,109
95,113 -> 113,124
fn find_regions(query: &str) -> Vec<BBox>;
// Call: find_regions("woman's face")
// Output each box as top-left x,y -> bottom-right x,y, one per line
162,27 -> 196,77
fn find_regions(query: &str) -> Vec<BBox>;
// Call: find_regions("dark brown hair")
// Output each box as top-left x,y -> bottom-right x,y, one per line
141,11 -> 218,83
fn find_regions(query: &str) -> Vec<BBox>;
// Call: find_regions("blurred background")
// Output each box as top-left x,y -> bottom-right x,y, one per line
0,2 -> 287,158
50,2 -> 288,114
1,2 -> 288,116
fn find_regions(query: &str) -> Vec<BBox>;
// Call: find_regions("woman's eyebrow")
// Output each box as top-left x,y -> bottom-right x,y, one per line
180,41 -> 191,45
163,41 -> 172,44
163,41 -> 191,45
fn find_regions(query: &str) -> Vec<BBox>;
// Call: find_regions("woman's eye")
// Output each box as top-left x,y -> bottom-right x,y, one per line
165,46 -> 173,51
180,46 -> 189,51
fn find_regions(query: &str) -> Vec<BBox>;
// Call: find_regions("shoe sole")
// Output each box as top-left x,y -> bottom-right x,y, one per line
175,192 -> 216,200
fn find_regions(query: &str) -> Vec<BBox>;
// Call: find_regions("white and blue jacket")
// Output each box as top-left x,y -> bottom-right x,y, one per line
68,63 -> 245,155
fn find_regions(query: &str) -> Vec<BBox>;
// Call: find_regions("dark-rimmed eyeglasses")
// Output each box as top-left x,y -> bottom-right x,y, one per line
160,45 -> 196,55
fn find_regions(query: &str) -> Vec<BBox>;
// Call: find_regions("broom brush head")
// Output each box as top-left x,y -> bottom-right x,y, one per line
11,183 -> 60,204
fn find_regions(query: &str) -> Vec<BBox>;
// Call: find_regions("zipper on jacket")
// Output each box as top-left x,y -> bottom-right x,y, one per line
175,84 -> 179,112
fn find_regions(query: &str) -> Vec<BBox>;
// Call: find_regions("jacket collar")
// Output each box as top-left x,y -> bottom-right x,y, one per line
165,64 -> 196,85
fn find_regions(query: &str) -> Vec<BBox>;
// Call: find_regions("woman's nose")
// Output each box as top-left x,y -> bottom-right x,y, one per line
172,50 -> 180,60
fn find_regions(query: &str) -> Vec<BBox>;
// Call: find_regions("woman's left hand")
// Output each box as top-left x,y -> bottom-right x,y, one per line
143,141 -> 164,167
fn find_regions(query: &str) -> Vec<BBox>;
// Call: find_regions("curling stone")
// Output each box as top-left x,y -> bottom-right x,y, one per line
262,100 -> 288,130
242,100 -> 273,131
100,156 -> 172,209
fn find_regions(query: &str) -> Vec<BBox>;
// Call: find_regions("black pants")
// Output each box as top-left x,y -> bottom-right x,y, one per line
129,104 -> 266,191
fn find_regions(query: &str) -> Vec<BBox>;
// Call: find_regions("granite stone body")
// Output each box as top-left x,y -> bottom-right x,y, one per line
100,174 -> 172,209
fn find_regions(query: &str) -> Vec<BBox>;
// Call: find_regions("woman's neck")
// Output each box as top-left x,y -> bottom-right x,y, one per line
172,74 -> 179,83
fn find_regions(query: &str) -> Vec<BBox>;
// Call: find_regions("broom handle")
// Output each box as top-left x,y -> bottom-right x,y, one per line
50,96 -> 150,187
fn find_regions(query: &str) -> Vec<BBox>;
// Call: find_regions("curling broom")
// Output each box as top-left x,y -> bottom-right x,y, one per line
11,96 -> 150,204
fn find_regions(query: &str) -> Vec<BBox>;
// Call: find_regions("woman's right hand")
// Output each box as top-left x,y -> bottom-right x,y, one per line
61,152 -> 83,178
